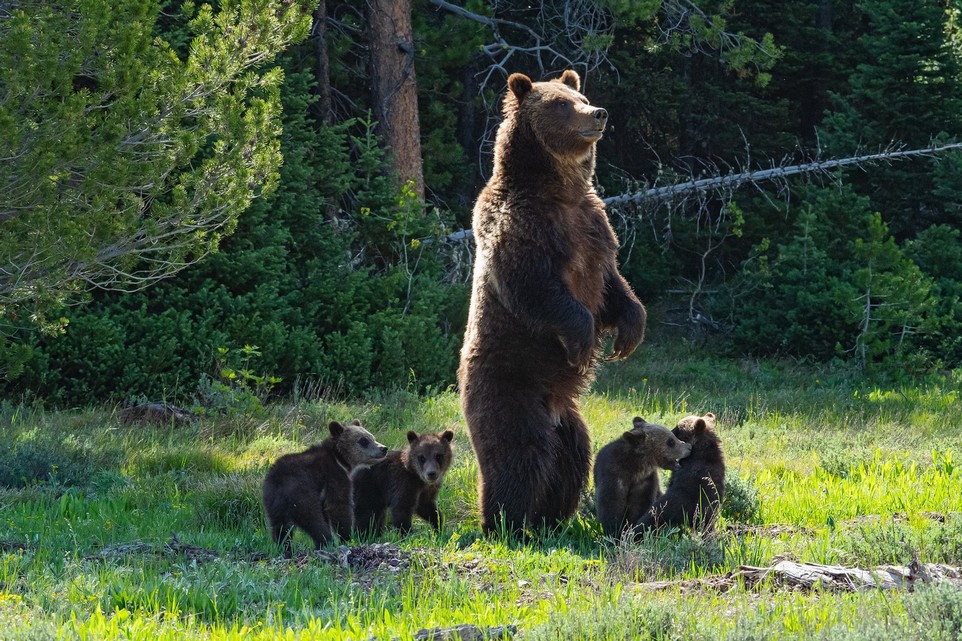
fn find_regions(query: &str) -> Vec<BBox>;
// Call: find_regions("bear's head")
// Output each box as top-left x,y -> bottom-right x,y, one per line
671,413 -> 723,461
501,69 -> 608,165
403,429 -> 455,485
624,417 -> 692,470
330,419 -> 388,468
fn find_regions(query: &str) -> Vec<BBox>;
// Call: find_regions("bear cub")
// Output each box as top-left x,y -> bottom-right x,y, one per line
352,429 -> 455,536
635,413 -> 725,533
594,417 -> 692,538
262,419 -> 387,556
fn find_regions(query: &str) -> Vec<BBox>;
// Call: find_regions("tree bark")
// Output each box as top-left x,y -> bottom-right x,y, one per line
366,0 -> 424,201
312,0 -> 333,125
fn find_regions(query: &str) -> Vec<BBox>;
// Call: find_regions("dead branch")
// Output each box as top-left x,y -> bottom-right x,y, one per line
603,142 -> 962,208
632,560 -> 962,593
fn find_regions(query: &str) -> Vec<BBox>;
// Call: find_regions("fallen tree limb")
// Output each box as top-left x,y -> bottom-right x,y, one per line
603,142 -> 962,208
632,560 -> 962,594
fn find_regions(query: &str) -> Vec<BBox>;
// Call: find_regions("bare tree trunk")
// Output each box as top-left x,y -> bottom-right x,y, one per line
367,0 -> 424,201
312,0 -> 333,125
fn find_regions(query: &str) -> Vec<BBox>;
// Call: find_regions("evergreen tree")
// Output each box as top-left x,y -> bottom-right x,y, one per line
5,51 -> 465,406
822,0 -> 962,237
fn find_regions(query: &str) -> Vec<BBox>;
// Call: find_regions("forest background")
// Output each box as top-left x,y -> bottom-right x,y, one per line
4,0 -> 962,407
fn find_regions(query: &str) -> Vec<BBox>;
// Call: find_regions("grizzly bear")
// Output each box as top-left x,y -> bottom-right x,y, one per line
262,419 -> 387,556
594,417 -> 692,538
458,69 -> 646,533
352,429 -> 454,535
634,413 -> 726,534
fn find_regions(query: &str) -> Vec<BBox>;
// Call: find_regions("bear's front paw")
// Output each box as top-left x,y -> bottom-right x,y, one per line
560,317 -> 596,373
610,306 -> 646,361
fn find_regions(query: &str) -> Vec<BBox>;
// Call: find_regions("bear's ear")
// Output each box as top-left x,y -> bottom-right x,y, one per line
440,429 -> 455,443
329,421 -> 344,437
632,417 -> 647,429
349,418 -> 362,426
623,429 -> 645,443
694,419 -> 707,435
508,73 -> 533,102
407,430 -> 420,443
560,69 -> 580,91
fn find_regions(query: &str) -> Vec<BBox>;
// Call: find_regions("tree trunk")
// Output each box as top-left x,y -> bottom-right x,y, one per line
312,0 -> 333,125
367,0 -> 424,201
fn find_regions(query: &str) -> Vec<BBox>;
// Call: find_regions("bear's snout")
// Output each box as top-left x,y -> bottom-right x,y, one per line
592,108 -> 608,123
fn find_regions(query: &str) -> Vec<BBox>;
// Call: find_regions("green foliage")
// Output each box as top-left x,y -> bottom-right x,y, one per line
523,598 -> 674,641
726,186 -> 939,373
904,224 -> 962,364
722,472 -> 761,524
821,0 -> 962,236
0,439 -> 96,488
0,0 -> 314,327
3,49 -> 466,406
193,346 -> 280,418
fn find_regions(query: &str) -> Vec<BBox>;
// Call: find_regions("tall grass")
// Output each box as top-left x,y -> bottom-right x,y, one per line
2,339 -> 961,639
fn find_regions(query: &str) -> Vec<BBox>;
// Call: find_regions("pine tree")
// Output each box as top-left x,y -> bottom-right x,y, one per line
822,0 -> 962,237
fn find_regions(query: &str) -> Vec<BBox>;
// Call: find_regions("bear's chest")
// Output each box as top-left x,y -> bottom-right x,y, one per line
557,201 -> 616,314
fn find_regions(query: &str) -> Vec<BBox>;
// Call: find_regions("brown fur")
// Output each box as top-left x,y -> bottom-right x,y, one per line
635,413 -> 726,534
459,70 -> 647,534
352,430 -> 454,535
262,420 -> 387,556
594,418 -> 692,538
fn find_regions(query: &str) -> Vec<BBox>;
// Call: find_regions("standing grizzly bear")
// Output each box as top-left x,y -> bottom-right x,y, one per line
352,429 -> 455,535
262,420 -> 387,556
594,417 -> 692,538
635,413 -> 726,533
459,70 -> 647,533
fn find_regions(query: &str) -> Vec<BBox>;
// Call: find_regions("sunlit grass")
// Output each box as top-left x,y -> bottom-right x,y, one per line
3,339 -> 962,639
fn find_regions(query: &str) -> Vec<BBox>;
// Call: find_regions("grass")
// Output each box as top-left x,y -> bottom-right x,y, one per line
2,337 -> 962,640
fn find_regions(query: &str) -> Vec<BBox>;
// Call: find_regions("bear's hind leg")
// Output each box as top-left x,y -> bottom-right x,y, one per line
477,428 -> 560,534
539,409 -> 591,523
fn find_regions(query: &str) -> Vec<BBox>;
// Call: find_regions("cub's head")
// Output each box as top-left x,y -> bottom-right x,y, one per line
330,419 -> 388,469
624,417 -> 692,470
672,413 -> 723,457
403,429 -> 455,485
503,69 -> 608,162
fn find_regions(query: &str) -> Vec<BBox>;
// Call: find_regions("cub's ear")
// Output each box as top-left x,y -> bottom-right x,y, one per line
632,417 -> 647,429
349,418 -> 362,426
694,418 -> 707,434
407,430 -> 420,443
441,429 -> 455,443
329,421 -> 344,437
623,429 -> 645,443
508,73 -> 533,101
560,69 -> 580,91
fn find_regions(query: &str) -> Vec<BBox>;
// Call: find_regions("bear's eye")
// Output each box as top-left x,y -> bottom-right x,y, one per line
555,99 -> 570,109
418,455 -> 427,464
435,453 -> 443,464
666,439 -> 674,448
359,437 -> 370,448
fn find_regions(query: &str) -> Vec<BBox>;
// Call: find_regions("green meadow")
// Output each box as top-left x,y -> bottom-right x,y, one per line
2,340 -> 962,640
